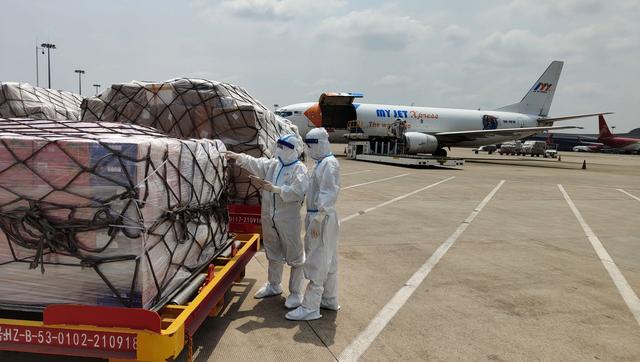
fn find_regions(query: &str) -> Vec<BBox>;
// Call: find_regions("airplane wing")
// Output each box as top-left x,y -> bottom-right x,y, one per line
434,125 -> 583,143
577,136 -> 603,146
537,112 -> 613,122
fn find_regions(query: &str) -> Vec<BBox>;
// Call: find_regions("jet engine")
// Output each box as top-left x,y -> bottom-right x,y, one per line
403,132 -> 439,154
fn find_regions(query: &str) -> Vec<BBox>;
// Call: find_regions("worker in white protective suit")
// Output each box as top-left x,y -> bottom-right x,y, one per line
225,134 -> 308,309
286,127 -> 341,321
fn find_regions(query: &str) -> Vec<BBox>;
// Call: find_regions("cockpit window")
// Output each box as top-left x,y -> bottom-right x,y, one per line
275,111 -> 293,117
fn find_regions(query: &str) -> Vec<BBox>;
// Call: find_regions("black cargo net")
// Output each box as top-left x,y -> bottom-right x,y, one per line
0,82 -> 83,120
81,78 -> 299,205
0,118 -> 230,311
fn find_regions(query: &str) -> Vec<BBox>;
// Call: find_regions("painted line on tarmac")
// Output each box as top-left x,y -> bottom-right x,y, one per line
559,184 -> 640,325
341,170 -> 372,176
342,173 -> 410,190
340,176 -> 455,223
617,188 -> 640,202
338,180 -> 505,361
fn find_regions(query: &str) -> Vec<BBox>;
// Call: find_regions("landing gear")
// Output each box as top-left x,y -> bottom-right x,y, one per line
433,148 -> 448,157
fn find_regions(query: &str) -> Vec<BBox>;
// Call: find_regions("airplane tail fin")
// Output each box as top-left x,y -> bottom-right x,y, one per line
497,60 -> 563,116
598,114 -> 613,139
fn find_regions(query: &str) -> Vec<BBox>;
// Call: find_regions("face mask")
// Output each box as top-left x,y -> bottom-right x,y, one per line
275,135 -> 299,164
305,138 -> 330,160
305,128 -> 331,160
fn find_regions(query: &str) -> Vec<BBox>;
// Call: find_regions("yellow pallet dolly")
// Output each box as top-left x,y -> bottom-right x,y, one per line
0,233 -> 260,362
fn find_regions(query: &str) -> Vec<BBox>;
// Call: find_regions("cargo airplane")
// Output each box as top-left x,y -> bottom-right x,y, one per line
276,61 -> 609,156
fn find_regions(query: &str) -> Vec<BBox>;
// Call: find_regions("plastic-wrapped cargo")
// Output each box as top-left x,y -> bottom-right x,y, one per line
0,82 -> 83,120
0,118 -> 230,311
81,78 -> 300,205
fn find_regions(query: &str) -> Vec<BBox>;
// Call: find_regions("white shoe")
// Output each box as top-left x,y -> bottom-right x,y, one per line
284,294 -> 302,309
285,306 -> 321,321
254,283 -> 283,299
320,301 -> 341,311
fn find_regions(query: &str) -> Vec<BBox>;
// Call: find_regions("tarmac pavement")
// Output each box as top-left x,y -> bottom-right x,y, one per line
3,147 -> 640,361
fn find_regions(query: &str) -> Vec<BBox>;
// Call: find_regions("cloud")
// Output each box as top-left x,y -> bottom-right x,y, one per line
316,9 -> 430,50
373,75 -> 411,87
561,82 -> 607,97
442,25 -> 471,45
469,29 -> 548,66
220,0 -> 344,20
483,0 -> 604,19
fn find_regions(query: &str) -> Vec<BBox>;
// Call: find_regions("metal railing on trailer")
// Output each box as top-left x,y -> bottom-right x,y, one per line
0,233 -> 260,362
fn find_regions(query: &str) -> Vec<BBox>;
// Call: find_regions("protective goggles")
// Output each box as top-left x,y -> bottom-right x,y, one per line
276,137 -> 295,149
304,138 -> 319,144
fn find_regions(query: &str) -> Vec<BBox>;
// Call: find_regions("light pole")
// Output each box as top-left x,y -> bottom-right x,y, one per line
35,45 -> 44,87
74,69 -> 85,95
92,84 -> 101,95
41,43 -> 56,88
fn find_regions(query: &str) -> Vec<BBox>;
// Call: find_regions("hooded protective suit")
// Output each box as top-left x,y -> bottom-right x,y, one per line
234,134 -> 308,306
286,127 -> 341,321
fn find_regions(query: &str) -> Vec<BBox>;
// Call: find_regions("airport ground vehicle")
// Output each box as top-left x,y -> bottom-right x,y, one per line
498,141 -> 523,155
472,145 -> 497,154
522,140 -> 547,157
346,139 -> 464,168
0,207 -> 262,362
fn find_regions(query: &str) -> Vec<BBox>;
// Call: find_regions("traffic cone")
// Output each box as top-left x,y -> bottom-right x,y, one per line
582,160 -> 587,169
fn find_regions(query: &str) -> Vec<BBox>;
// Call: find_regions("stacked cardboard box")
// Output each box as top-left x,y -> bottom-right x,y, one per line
0,82 -> 83,120
0,118 -> 229,310
81,78 -> 300,205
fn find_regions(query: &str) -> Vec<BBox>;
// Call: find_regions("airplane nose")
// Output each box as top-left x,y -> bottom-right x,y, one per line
304,103 -> 322,127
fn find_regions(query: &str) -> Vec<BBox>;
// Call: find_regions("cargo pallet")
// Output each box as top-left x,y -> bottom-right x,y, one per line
0,233 -> 260,362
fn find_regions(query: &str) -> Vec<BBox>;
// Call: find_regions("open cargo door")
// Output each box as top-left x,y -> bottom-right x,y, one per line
314,92 -> 362,129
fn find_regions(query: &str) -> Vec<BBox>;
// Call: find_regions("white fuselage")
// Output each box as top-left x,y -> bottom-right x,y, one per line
280,102 -> 542,147
351,103 -> 540,146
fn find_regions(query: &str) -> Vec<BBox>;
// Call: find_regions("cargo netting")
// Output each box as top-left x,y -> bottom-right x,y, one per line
81,78 -> 301,205
0,118 -> 230,311
0,82 -> 83,120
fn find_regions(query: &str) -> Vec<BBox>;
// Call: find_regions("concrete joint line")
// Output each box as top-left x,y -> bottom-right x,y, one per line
342,170 -> 372,176
558,184 -> 640,326
338,180 -> 505,362
342,173 -> 410,190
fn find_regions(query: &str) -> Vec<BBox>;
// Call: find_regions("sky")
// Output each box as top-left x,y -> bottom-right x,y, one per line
1,0 -> 639,133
